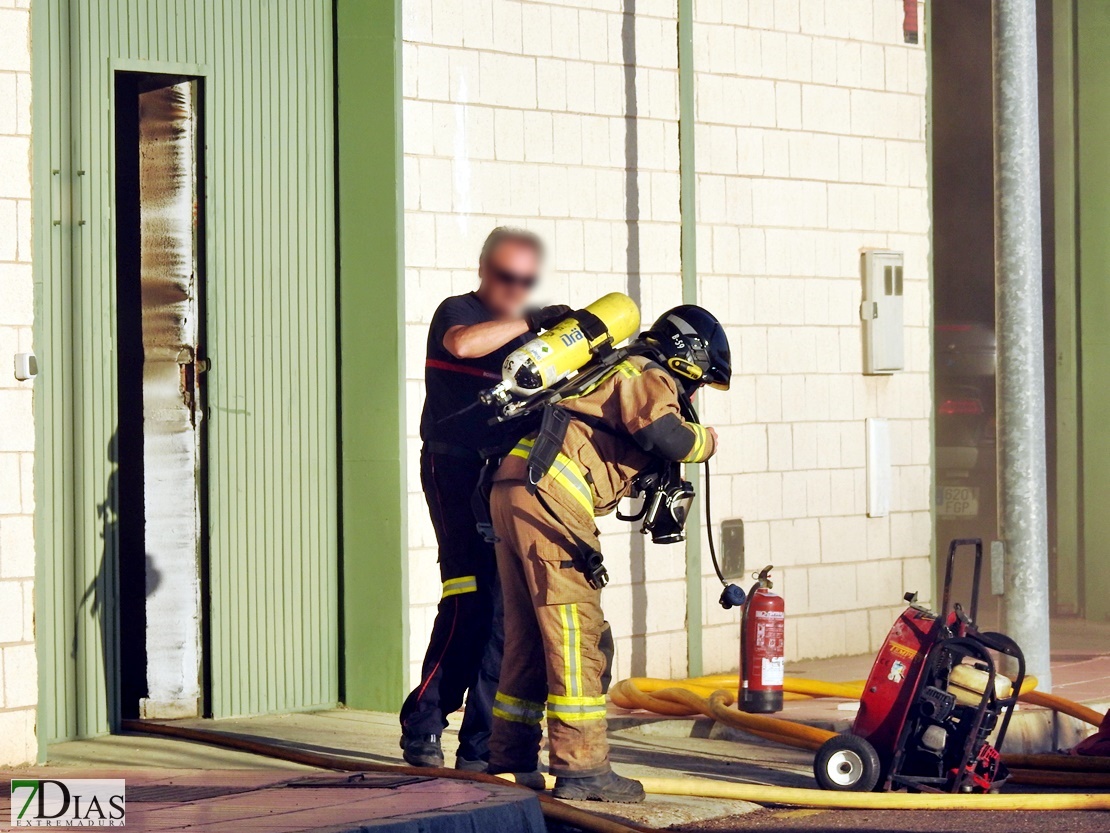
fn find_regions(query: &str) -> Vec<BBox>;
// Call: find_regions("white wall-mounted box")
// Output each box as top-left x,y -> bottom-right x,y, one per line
860,249 -> 905,374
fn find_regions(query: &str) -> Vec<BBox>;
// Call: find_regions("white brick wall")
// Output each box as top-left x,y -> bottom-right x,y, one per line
403,0 -> 688,686
695,0 -> 931,668
402,0 -> 931,686
0,0 -> 37,766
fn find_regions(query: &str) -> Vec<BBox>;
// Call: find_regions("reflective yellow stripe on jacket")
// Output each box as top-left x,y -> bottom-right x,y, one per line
615,360 -> 640,379
562,360 -> 640,402
680,422 -> 709,463
508,437 -> 594,516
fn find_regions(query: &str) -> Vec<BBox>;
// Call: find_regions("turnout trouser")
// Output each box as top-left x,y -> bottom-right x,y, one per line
488,481 -> 611,776
400,449 -> 503,761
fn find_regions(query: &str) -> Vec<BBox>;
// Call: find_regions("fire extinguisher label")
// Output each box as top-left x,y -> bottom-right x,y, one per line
761,656 -> 785,686
755,619 -> 785,654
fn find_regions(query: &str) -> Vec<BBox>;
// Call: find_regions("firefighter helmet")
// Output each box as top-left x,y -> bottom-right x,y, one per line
642,305 -> 731,392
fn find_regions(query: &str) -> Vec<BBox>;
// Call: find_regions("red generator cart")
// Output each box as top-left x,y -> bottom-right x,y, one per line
814,539 -> 1025,793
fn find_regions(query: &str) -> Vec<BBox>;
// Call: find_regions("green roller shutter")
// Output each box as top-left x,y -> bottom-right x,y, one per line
33,0 -> 337,741
1076,0 -> 1110,620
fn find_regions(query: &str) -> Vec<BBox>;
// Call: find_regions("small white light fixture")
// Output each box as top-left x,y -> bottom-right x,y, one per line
14,352 -> 38,381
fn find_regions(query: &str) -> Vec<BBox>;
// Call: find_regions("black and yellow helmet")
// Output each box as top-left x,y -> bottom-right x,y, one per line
642,305 -> 731,392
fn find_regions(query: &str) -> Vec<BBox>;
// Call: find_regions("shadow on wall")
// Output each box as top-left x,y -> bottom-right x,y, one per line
72,429 -> 161,730
622,0 -> 649,678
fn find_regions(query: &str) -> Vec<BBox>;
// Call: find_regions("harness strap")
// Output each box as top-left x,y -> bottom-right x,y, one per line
572,307 -> 609,346
471,459 -> 500,544
532,488 -> 609,590
508,436 -> 594,517
523,405 -> 574,497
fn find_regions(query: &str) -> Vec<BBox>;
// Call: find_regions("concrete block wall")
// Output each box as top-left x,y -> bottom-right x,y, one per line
402,0 -> 932,686
0,0 -> 38,766
693,0 -> 932,672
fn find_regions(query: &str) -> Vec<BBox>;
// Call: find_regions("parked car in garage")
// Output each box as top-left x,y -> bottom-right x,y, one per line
935,321 -> 1000,625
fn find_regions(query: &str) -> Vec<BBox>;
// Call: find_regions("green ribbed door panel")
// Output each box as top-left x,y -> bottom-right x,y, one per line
33,0 -> 337,740
1077,0 -> 1110,620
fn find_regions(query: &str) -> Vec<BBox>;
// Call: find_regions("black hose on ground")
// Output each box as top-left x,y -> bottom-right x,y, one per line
120,719 -> 654,833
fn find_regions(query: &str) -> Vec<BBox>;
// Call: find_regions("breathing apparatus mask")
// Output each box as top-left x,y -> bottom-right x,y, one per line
619,464 -> 696,545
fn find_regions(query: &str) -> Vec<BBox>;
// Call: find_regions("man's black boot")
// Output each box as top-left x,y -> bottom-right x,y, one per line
552,769 -> 645,803
400,734 -> 444,768
454,755 -> 489,773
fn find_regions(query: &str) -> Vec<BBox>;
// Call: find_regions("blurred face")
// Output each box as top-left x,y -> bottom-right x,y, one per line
478,239 -> 541,318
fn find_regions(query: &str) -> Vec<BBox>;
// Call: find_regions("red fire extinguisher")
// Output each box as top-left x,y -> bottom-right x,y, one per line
740,565 -> 785,713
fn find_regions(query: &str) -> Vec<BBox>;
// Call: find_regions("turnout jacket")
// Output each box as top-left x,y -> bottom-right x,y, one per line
494,355 -> 716,533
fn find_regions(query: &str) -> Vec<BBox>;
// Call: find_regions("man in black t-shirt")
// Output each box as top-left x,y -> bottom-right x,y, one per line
400,227 -> 570,771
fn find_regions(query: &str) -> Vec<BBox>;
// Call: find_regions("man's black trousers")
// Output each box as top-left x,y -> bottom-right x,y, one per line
400,448 -> 503,761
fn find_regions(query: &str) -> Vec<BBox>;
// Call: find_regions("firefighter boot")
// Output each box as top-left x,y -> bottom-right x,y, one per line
488,767 -> 547,791
400,733 -> 444,768
552,769 -> 646,803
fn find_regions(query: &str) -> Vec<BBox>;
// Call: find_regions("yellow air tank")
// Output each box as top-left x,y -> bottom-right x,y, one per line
483,292 -> 641,405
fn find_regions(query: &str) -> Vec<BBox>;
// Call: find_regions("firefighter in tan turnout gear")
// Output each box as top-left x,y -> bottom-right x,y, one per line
487,305 -> 732,803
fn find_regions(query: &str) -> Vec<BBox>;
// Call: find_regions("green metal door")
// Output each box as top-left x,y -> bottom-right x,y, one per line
1073,0 -> 1110,621
33,0 -> 338,742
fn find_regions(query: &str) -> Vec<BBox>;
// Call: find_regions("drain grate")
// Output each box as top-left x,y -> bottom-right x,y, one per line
125,785 -> 259,803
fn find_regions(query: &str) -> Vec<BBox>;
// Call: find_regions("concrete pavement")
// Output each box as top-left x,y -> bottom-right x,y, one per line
7,617 -> 1106,831
0,769 -> 544,833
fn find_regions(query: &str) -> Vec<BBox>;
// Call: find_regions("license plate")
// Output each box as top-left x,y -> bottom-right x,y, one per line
939,486 -> 979,518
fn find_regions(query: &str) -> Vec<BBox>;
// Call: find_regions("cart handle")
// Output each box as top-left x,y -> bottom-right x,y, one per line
942,538 -> 982,623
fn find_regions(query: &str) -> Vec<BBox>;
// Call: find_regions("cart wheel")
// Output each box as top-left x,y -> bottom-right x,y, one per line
814,734 -> 882,792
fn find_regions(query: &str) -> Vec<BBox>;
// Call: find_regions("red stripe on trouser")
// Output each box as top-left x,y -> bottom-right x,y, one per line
413,596 -> 460,705
413,454 -> 458,706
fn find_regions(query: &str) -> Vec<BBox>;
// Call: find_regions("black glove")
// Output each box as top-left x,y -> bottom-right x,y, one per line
526,304 -> 572,332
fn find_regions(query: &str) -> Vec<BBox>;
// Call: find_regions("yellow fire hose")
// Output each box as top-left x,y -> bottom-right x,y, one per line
625,675 -> 864,702
122,674 -> 1110,821
508,771 -> 1110,810
618,778 -> 1110,810
1020,690 -> 1106,727
608,675 -> 1110,803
